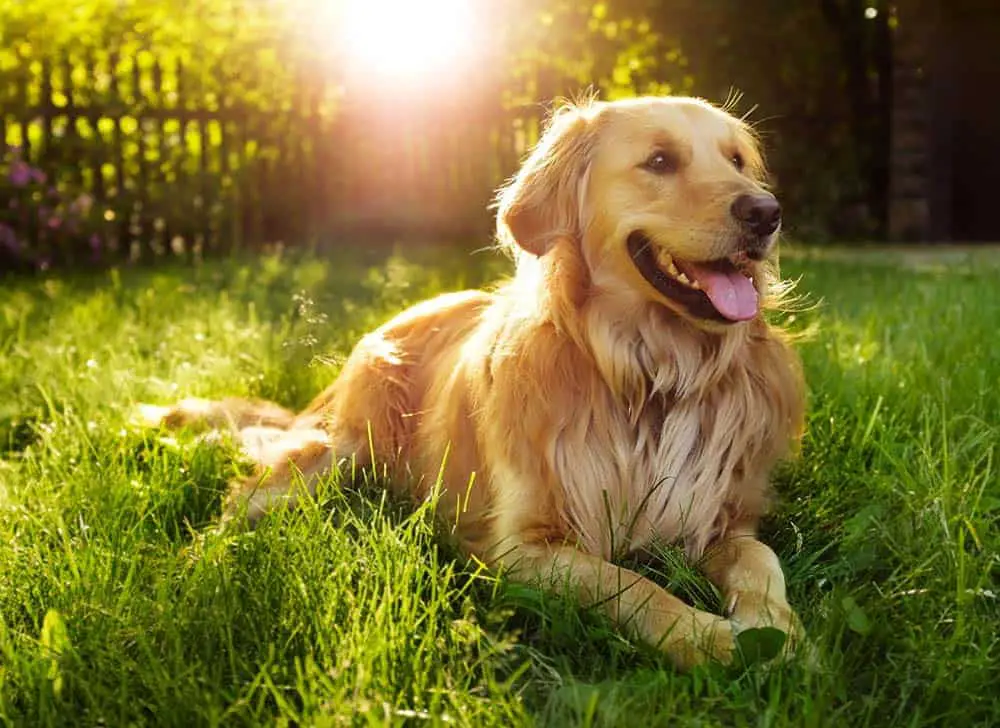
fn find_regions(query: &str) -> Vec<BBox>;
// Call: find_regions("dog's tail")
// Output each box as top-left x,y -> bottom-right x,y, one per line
136,397 -> 297,432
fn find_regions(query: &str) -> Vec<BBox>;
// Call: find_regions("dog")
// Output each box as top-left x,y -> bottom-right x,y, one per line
141,95 -> 806,670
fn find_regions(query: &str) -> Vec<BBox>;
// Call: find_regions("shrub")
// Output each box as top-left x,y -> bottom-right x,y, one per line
0,145 -> 104,271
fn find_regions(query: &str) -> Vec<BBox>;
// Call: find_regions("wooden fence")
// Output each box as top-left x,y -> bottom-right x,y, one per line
0,47 -> 551,269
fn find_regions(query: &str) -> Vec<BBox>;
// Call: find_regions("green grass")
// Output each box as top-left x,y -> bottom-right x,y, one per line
0,244 -> 997,726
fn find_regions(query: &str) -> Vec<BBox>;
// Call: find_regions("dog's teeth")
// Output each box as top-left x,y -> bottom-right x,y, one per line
676,271 -> 691,285
666,262 -> 680,277
690,279 -> 702,290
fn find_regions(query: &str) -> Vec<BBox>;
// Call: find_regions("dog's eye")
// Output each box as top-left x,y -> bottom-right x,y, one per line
731,152 -> 745,171
643,151 -> 677,175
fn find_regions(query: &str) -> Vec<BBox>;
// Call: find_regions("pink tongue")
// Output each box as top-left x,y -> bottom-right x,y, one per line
678,262 -> 758,321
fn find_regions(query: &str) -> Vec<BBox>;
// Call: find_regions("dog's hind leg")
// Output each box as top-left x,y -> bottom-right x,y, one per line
138,397 -> 297,432
220,426 -> 353,526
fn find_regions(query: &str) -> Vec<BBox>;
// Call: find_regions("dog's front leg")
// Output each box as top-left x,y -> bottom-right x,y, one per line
497,542 -> 735,671
700,523 -> 804,650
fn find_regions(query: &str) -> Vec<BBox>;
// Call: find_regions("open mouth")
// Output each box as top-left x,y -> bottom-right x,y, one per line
626,232 -> 759,323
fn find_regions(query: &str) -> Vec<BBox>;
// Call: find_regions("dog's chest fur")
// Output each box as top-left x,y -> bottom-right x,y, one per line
549,310 -> 792,559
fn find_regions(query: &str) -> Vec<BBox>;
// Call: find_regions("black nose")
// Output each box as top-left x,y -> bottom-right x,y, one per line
731,193 -> 781,237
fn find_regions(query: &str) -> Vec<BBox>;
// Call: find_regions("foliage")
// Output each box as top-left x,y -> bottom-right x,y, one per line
494,0 -> 694,102
0,245 -> 998,724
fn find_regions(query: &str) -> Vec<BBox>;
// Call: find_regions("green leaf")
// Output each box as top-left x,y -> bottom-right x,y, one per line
41,608 -> 71,697
735,626 -> 787,666
40,608 -> 70,654
841,596 -> 872,635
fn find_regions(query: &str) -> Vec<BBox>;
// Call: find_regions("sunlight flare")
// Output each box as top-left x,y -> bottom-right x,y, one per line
336,0 -> 479,81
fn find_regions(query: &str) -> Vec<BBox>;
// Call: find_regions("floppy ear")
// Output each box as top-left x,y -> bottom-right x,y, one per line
496,105 -> 598,256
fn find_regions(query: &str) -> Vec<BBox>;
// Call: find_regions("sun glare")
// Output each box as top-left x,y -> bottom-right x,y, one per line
337,0 -> 479,82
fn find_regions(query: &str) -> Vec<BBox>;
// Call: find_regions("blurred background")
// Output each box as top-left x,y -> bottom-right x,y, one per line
1,0 -> 997,272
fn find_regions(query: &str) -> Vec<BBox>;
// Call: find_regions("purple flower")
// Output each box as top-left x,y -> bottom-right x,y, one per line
70,193 -> 93,216
47,216 -> 62,230
8,161 -> 30,187
30,168 -> 46,184
89,234 -> 102,262
0,223 -> 20,253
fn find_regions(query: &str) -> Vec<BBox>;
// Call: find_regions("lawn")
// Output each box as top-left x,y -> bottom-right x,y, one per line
0,244 -> 997,727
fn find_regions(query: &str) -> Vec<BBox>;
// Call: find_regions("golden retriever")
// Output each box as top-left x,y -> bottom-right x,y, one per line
142,95 -> 806,670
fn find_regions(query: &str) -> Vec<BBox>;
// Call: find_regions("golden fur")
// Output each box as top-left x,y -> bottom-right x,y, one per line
142,96 -> 807,670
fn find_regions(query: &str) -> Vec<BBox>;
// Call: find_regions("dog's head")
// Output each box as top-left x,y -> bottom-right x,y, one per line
497,96 -> 780,328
